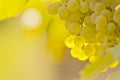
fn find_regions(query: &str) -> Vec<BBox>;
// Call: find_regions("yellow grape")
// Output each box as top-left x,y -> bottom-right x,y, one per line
84,44 -> 96,56
111,0 -> 120,10
68,11 -> 81,22
89,1 -> 98,11
94,2 -> 106,14
84,16 -> 94,26
113,9 -> 120,25
58,5 -> 70,20
80,2 -> 89,13
64,35 -> 76,48
90,13 -> 98,24
95,15 -> 107,31
101,9 -> 113,22
68,23 -> 81,35
71,47 -> 89,61
74,36 -> 86,47
47,2 -> 62,15
107,22 -> 116,32
96,32 -> 106,44
67,0 -> 79,11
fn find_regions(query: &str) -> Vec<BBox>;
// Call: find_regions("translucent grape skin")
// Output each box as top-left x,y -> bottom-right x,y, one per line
58,5 -> 70,20
95,15 -> 107,31
80,2 -> 89,13
107,22 -> 116,32
113,9 -> 120,25
67,0 -> 79,12
94,2 -> 106,14
101,9 -> 113,22
68,23 -> 81,35
71,47 -> 89,61
47,2 -> 62,15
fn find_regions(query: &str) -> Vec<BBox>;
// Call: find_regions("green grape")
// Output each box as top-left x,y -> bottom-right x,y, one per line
90,13 -> 98,24
68,23 -> 81,35
71,47 -> 89,61
64,35 -> 76,48
113,9 -> 120,25
84,16 -> 94,26
61,0 -> 68,3
58,5 -> 70,20
94,2 -> 106,14
47,2 -> 62,15
74,36 -> 86,47
67,0 -> 79,11
84,44 -> 96,56
95,15 -> 107,31
68,11 -> 81,22
107,22 -> 116,32
80,2 -> 89,13
101,9 -> 113,22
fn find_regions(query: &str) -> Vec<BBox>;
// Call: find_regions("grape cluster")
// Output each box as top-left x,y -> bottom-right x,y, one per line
47,0 -> 120,64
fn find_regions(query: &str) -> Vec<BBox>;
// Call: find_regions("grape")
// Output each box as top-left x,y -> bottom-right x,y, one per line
111,0 -> 120,10
71,47 -> 89,61
94,2 -> 106,14
67,0 -> 79,11
80,2 -> 89,13
96,32 -> 106,44
89,1 -> 98,11
113,9 -> 120,25
68,11 -> 81,22
47,2 -> 62,15
58,5 -> 70,20
90,13 -> 98,24
64,35 -> 75,48
74,36 -> 86,47
84,44 -> 96,56
101,9 -> 113,22
68,23 -> 81,35
48,0 -> 120,66
84,16 -> 94,26
95,15 -> 107,31
107,22 -> 116,32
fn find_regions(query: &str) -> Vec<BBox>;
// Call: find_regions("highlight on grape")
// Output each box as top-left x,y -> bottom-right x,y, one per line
47,0 -> 120,75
